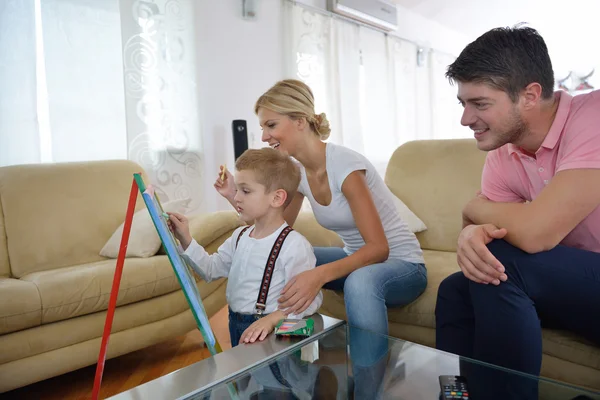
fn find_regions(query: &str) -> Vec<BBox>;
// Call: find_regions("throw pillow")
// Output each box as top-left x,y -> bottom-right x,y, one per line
391,194 -> 427,233
100,198 -> 191,258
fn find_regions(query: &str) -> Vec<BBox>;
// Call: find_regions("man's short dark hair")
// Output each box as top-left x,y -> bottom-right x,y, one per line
446,25 -> 555,102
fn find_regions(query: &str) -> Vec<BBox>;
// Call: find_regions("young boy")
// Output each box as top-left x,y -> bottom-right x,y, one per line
168,147 -> 322,346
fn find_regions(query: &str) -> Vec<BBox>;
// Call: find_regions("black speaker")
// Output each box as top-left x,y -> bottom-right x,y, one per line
232,119 -> 249,160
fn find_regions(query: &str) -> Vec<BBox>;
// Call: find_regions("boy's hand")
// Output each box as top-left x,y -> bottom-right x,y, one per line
239,311 -> 286,344
167,212 -> 192,250
213,165 -> 236,203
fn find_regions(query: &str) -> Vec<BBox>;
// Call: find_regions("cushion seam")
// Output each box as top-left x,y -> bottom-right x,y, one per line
0,309 -> 42,319
30,275 -> 179,310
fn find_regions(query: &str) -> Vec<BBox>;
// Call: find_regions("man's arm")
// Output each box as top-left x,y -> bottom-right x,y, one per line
464,169 -> 600,253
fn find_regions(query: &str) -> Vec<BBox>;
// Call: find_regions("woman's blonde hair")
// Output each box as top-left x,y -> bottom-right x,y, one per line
254,79 -> 331,141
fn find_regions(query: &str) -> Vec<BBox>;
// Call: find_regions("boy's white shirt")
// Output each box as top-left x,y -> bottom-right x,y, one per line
181,222 -> 322,318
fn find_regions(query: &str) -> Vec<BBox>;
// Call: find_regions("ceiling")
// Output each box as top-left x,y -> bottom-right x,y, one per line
391,0 -> 600,77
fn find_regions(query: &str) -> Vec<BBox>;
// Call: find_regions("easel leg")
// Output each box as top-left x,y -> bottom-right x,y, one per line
91,177 -> 139,400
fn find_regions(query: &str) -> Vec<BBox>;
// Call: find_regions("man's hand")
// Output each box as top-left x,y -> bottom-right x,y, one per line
239,311 -> 285,344
457,224 -> 508,285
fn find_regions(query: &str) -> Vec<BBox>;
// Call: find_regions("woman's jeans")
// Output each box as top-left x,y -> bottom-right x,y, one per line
314,247 -> 427,399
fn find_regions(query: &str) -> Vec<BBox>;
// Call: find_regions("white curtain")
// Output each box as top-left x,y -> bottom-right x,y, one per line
0,0 -> 39,166
0,0 -> 205,213
285,3 -> 338,143
332,20 -> 362,154
388,36 -> 419,146
284,1 -> 468,173
41,0 -> 127,163
119,0 -> 203,213
429,51 -> 471,139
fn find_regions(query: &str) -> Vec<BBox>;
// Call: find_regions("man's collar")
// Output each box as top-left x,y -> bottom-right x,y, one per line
508,90 -> 573,156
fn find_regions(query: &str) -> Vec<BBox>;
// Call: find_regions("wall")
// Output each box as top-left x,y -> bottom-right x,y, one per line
392,4 -> 470,57
194,0 -> 285,213
194,0 -> 469,213
295,0 -> 469,56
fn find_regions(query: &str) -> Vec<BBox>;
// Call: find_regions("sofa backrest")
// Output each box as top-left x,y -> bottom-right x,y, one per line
0,160 -> 149,278
385,139 -> 487,252
0,199 -> 10,277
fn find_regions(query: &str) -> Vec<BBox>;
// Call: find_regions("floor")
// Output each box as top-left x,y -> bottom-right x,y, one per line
0,306 -> 232,400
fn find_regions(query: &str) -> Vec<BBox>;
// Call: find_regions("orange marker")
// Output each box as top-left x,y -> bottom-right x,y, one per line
221,165 -> 227,181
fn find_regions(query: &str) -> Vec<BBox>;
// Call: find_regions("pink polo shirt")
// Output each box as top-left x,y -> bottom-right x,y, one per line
481,89 -> 600,252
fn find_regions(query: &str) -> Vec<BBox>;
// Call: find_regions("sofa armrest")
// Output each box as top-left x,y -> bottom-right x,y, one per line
293,212 -> 343,248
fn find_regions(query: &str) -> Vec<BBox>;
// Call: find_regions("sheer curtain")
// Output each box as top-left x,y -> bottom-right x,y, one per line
0,0 -> 205,213
429,51 -> 471,139
119,0 -> 203,212
388,36 -> 419,146
41,0 -> 127,163
0,1 -> 39,166
284,1 -> 467,173
0,0 -> 126,166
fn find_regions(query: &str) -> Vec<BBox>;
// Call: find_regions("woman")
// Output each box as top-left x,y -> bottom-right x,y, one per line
215,79 -> 427,398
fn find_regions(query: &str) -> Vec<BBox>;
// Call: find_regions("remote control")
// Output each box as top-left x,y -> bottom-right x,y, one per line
439,375 -> 470,399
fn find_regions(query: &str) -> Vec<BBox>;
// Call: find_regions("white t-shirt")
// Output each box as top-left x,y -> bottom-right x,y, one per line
297,142 -> 424,265
182,222 -> 323,318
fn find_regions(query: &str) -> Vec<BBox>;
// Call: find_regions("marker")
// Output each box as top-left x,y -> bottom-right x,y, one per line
221,165 -> 227,181
162,212 -> 169,219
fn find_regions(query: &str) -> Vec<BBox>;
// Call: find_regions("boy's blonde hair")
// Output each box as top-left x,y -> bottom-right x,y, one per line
254,79 -> 331,141
235,147 -> 301,207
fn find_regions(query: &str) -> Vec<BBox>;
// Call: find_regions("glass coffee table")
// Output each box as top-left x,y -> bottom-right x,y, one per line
109,315 -> 600,400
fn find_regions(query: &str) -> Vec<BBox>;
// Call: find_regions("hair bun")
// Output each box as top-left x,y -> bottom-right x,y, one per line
314,112 -> 331,140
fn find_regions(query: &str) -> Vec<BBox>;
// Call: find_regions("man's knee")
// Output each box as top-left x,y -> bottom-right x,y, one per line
486,239 -> 526,262
437,271 -> 468,302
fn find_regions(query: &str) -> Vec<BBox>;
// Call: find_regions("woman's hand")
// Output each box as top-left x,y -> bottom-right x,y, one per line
278,269 -> 324,315
167,212 -> 192,250
239,311 -> 285,344
213,165 -> 236,204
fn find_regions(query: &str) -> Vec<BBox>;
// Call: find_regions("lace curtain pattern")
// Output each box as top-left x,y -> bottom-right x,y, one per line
120,0 -> 203,212
0,0 -> 205,213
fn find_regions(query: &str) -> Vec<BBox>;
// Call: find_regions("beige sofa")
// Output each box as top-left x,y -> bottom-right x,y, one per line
200,139 -> 600,391
0,160 -> 235,393
305,139 -> 600,391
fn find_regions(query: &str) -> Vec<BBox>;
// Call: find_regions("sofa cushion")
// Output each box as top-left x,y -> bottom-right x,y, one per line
0,281 -> 226,365
20,255 -> 185,324
0,278 -> 42,334
0,160 -> 150,278
388,250 -> 460,328
543,329 -> 600,372
385,139 -> 486,252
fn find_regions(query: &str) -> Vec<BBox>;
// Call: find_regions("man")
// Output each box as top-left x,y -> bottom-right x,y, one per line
435,25 -> 600,399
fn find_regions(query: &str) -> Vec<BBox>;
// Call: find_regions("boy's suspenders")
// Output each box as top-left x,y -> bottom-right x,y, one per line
235,226 -> 251,248
235,225 -> 295,389
235,225 -> 294,316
